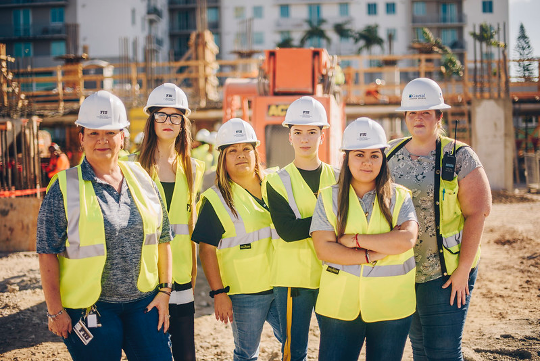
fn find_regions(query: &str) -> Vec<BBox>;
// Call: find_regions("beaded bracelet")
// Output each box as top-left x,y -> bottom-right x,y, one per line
46,308 -> 65,320
158,289 -> 172,296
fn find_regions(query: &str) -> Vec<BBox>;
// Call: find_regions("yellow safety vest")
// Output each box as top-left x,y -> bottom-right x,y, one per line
192,144 -> 214,172
199,183 -> 277,295
315,184 -> 416,322
51,161 -> 163,309
154,157 -> 204,284
387,136 -> 481,276
263,162 -> 337,288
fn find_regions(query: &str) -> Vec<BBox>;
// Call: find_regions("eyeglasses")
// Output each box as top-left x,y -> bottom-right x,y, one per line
154,112 -> 183,125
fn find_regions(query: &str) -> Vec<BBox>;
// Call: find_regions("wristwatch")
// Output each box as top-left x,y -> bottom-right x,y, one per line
157,283 -> 173,289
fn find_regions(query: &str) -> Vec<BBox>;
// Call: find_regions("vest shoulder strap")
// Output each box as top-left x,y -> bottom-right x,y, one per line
386,137 -> 412,161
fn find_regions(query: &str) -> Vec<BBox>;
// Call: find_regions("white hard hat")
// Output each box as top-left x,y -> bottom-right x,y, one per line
216,118 -> 260,149
144,83 -> 191,116
209,131 -> 217,145
396,78 -> 451,112
134,132 -> 144,145
196,128 -> 211,143
341,117 -> 389,150
283,96 -> 329,128
75,90 -> 130,130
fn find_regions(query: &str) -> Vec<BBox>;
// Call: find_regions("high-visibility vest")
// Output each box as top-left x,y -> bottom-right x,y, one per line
51,161 -> 163,309
192,144 -> 213,172
315,184 -> 416,322
263,162 -> 337,288
387,136 -> 481,276
154,157 -> 204,284
199,183 -> 277,295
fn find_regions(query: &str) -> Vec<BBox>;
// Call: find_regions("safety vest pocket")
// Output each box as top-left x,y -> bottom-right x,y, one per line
440,178 -> 461,224
315,265 -> 360,321
232,252 -> 271,293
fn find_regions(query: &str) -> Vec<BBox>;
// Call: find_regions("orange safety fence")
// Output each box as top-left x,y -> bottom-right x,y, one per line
0,188 -> 46,198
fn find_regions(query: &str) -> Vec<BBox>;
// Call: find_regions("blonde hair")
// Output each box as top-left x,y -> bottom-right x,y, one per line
336,150 -> 394,237
215,143 -> 262,218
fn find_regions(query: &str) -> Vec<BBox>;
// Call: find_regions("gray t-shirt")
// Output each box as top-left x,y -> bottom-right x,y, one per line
36,159 -> 171,303
387,139 -> 482,283
310,184 -> 418,236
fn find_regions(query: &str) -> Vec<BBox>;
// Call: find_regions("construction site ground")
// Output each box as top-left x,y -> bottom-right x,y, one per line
0,190 -> 539,361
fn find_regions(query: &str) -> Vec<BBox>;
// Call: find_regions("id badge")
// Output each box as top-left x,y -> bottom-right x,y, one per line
73,319 -> 93,345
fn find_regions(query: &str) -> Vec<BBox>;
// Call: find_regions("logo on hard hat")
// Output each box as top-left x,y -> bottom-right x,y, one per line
358,132 -> 369,141
165,94 -> 174,101
98,110 -> 110,119
301,110 -> 311,118
234,129 -> 244,137
409,93 -> 426,100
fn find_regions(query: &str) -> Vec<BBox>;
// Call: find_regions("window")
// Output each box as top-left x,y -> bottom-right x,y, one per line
413,2 -> 426,16
51,8 -> 64,24
441,28 -> 457,47
131,8 -> 136,26
482,0 -> 493,13
440,3 -> 457,23
213,33 -> 220,48
254,32 -> 264,45
14,42 -> 32,57
414,27 -> 424,41
280,5 -> 289,18
308,36 -> 322,47
234,6 -> 245,19
253,6 -> 263,19
13,9 -> 31,36
308,4 -> 321,24
386,2 -> 396,15
387,28 -> 396,42
280,31 -> 291,41
51,40 -> 66,56
339,3 -> 349,17
367,3 -> 377,15
208,7 -> 219,28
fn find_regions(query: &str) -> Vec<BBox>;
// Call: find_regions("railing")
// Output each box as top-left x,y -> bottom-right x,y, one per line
0,0 -> 66,6
0,23 -> 66,39
6,53 -> 540,115
412,13 -> 466,25
147,5 -> 163,19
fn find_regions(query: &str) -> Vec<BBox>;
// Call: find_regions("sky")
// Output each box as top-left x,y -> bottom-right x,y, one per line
509,0 -> 540,58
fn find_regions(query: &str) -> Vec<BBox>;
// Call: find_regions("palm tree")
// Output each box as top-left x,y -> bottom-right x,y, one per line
355,24 -> 384,55
413,28 -> 463,79
300,19 -> 331,48
333,21 -> 354,54
276,37 -> 297,48
469,22 -> 506,95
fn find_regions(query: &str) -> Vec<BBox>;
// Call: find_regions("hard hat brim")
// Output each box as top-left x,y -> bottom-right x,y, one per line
282,120 -> 330,128
75,120 -> 130,130
144,105 -> 192,116
217,140 -> 261,149
395,103 -> 451,112
340,143 -> 389,151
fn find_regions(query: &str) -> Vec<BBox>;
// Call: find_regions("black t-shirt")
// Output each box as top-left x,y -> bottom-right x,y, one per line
191,188 -> 268,247
160,181 -> 175,212
266,165 -> 322,242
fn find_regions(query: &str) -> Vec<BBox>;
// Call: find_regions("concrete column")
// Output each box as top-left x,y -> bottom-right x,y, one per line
470,98 -> 514,191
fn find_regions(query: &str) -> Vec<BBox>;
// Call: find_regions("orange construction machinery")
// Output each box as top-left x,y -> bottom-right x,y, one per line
222,48 -> 345,168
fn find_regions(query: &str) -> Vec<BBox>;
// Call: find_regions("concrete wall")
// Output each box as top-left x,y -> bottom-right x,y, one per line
470,98 -> 514,191
0,198 -> 41,252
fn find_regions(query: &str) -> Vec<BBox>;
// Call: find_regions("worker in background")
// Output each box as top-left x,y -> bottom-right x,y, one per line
387,78 -> 492,360
311,117 -> 418,361
135,83 -> 204,361
262,96 -> 338,361
365,79 -> 389,104
37,90 -> 173,360
193,118 -> 282,361
192,128 -> 214,171
209,131 -> 219,169
46,143 -> 70,180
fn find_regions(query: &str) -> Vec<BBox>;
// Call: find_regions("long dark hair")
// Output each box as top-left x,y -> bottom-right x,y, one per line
138,108 -> 194,205
215,143 -> 262,218
336,150 -> 393,237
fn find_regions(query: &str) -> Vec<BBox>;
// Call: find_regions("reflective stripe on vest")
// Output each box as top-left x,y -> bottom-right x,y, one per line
266,162 -> 338,288
55,162 -> 162,309
315,184 -> 416,322
200,183 -> 273,295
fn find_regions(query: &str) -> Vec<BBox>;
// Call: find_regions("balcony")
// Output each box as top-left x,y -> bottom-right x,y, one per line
146,5 -> 163,23
0,23 -> 66,40
275,16 -> 354,31
0,0 -> 66,7
412,13 -> 466,26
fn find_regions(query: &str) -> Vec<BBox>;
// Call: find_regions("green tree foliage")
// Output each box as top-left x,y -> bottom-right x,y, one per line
276,37 -> 297,48
354,24 -> 384,54
514,23 -> 535,80
300,19 -> 331,47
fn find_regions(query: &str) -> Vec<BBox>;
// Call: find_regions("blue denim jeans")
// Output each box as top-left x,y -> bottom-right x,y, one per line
409,267 -> 478,361
274,287 -> 320,361
318,313 -> 412,361
63,293 -> 172,361
229,292 -> 282,361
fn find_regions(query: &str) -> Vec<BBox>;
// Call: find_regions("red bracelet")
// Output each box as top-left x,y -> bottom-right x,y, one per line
354,234 -> 361,248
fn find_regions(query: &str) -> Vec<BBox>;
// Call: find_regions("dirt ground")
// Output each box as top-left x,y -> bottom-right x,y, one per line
0,190 -> 539,361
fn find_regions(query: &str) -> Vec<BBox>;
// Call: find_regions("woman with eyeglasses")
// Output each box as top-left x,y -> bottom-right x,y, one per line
136,83 -> 205,361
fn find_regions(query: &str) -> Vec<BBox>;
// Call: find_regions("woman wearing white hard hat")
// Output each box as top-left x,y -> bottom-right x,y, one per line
136,83 -> 204,361
388,78 -> 491,360
263,96 -> 338,361
37,90 -> 173,360
311,117 -> 418,361
192,118 -> 282,361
